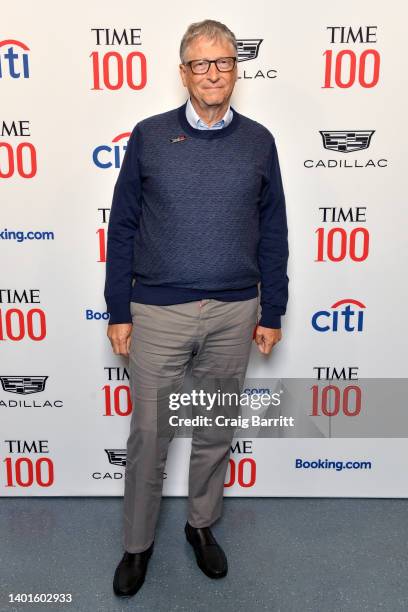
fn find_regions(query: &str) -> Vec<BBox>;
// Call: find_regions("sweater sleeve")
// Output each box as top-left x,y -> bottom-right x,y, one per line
104,125 -> 142,324
257,137 -> 289,329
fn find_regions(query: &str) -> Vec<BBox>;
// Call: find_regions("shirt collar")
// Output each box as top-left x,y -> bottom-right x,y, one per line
185,96 -> 233,130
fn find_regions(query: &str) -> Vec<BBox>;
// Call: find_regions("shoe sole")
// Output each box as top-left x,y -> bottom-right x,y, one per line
113,580 -> 145,598
112,545 -> 153,597
185,528 -> 228,579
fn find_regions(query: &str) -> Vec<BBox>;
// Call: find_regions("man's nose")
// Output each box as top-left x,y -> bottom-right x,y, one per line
206,62 -> 220,80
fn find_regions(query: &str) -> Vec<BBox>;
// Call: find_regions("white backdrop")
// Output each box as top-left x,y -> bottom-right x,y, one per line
1,1 -> 407,496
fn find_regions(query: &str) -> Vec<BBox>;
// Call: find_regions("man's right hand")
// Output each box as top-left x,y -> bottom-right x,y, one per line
107,323 -> 133,356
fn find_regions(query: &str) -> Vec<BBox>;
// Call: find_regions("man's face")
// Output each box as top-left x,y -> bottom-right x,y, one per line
179,35 -> 238,108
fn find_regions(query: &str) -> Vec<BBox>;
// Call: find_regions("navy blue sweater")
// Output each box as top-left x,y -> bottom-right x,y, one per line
104,101 -> 289,328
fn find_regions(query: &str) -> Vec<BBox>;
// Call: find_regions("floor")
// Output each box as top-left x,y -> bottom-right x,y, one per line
1,496 -> 408,612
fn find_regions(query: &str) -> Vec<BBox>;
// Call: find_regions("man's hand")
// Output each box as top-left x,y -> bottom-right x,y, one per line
107,323 -> 133,356
254,325 -> 282,355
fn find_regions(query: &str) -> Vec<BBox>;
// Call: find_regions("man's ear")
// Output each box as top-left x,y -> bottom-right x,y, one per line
179,64 -> 187,87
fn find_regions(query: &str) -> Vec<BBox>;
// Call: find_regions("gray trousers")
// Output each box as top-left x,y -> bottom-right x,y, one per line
123,296 -> 259,553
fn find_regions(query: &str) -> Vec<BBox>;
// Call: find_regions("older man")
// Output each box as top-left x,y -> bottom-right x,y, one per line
105,19 -> 289,597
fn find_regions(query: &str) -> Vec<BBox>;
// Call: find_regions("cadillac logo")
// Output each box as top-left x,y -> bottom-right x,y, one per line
105,449 -> 127,466
236,39 -> 263,62
320,130 -> 375,153
0,375 -> 48,395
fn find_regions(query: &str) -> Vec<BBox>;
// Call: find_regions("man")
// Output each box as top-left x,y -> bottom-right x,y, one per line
104,19 -> 289,598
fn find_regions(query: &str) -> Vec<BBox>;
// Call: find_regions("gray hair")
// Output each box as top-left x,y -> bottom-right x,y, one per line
179,19 -> 237,63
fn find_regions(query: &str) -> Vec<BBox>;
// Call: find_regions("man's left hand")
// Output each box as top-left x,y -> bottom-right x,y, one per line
254,325 -> 282,355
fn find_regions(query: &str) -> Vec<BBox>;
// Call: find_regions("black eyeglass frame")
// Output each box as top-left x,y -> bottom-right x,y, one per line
183,56 -> 237,74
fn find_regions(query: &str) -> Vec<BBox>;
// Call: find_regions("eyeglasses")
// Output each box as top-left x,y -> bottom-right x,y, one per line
183,57 -> 237,75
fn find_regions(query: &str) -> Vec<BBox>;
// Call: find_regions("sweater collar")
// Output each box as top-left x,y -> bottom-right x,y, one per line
177,99 -> 240,139
185,96 -> 233,130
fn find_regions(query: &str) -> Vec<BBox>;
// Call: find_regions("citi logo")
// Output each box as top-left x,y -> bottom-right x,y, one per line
92,131 -> 130,169
312,299 -> 366,332
0,39 -> 30,79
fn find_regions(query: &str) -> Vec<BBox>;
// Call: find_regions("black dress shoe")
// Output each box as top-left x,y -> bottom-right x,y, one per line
185,521 -> 228,578
113,541 -> 154,597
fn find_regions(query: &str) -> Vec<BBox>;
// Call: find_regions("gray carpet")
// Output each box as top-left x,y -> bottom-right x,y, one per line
1,497 -> 408,612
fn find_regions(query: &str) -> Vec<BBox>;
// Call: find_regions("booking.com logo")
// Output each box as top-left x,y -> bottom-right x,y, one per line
295,458 -> 372,471
0,229 -> 54,242
92,132 -> 130,169
0,39 -> 30,79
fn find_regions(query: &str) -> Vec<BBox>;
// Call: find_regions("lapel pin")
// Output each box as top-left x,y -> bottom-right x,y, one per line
170,134 -> 187,143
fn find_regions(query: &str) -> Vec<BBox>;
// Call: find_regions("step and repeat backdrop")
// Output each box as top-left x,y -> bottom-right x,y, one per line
1,1 -> 407,497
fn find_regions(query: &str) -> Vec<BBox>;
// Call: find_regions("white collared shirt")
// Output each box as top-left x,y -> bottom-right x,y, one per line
185,96 -> 233,130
